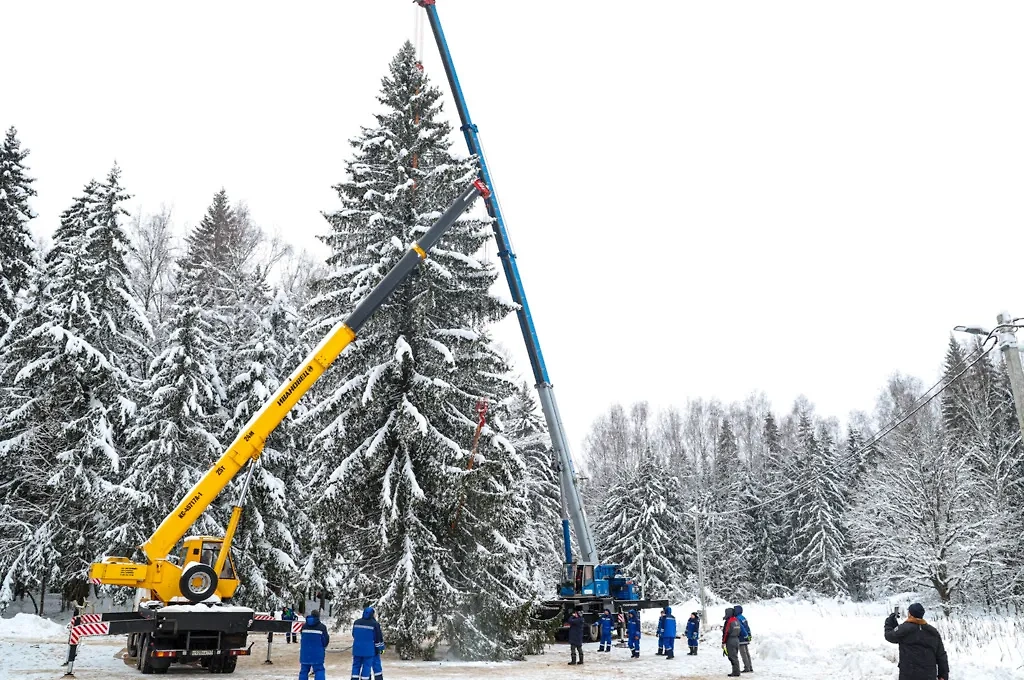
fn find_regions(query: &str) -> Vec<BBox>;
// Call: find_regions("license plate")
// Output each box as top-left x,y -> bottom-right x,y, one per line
190,650 -> 215,656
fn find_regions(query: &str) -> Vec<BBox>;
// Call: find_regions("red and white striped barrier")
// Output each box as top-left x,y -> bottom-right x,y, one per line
254,614 -> 274,621
88,578 -> 102,585
69,622 -> 110,645
292,621 -> 302,633
76,614 -> 103,624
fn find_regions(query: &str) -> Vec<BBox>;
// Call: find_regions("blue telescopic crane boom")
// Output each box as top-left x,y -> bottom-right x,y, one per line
414,0 -> 598,571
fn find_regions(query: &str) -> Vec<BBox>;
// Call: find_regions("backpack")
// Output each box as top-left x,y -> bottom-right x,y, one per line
738,616 -> 751,642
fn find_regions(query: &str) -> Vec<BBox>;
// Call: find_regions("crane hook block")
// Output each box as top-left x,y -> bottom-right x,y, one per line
473,179 -> 491,199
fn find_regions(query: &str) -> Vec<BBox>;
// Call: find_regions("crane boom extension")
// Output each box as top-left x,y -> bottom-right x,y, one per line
416,0 -> 599,568
91,179 -> 491,603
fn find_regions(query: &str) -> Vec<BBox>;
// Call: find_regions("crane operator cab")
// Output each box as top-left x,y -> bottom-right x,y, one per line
561,563 -> 602,597
560,563 -> 642,601
176,536 -> 239,602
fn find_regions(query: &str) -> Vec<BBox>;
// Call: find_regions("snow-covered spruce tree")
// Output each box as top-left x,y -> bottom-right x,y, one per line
0,127 -> 37,338
791,420 -> 848,596
503,383 -> 563,597
700,419 -> 751,600
743,412 -> 790,598
0,169 -> 150,608
119,273 -> 227,549
221,282 -> 310,608
303,43 -> 535,660
596,455 -> 686,600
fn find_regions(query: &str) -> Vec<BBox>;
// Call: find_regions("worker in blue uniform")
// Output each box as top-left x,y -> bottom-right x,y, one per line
686,612 -> 700,655
299,609 -> 329,680
656,609 -> 666,655
352,606 -> 385,680
626,610 -> 641,658
598,609 -> 613,652
661,606 -> 677,659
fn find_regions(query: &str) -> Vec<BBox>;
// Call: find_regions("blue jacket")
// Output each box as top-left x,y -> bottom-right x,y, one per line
662,607 -> 677,638
626,612 -> 641,640
599,612 -> 613,634
656,613 -> 665,637
734,605 -> 752,643
685,616 -> 700,643
282,608 -> 296,622
567,612 -> 585,646
299,614 -> 329,665
352,607 -> 385,657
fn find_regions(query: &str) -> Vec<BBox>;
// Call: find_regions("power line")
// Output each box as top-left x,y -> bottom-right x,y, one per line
712,335 -> 998,517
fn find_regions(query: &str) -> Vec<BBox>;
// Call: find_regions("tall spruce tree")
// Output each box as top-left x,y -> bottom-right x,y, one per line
221,282 -> 309,607
744,413 -> 789,597
119,276 -> 227,551
0,170 -> 150,609
303,42 -> 535,660
792,421 -> 848,595
596,455 -> 686,600
0,127 -> 37,338
504,383 -> 563,597
701,419 -> 751,599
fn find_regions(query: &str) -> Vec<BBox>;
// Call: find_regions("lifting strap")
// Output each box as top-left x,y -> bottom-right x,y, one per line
450,400 -> 489,531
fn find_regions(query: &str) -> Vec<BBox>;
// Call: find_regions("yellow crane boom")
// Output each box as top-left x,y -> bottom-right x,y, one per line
90,179 -> 491,603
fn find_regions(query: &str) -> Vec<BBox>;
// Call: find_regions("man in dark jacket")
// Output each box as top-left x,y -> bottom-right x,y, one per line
352,606 -> 385,680
299,610 -> 329,680
884,603 -> 949,680
722,607 -> 741,678
656,609 -> 666,655
567,608 -> 585,665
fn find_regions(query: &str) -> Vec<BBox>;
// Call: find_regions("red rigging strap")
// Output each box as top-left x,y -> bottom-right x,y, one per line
472,179 -> 491,199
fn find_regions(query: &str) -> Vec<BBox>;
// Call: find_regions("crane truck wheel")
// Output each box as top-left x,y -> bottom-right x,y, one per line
179,563 -> 218,603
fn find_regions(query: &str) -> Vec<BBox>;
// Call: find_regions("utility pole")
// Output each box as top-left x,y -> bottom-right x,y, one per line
690,508 -> 708,625
996,311 -> 1024,440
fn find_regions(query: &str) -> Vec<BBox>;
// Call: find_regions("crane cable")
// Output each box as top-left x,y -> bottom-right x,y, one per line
708,334 -> 1001,518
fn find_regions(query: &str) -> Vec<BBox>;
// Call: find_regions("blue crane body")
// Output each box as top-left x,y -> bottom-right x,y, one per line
415,0 -> 668,633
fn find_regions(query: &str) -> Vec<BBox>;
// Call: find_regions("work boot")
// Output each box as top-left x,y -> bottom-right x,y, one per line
666,652 -> 674,660
742,670 -> 753,673
656,649 -> 664,656
568,661 -> 576,666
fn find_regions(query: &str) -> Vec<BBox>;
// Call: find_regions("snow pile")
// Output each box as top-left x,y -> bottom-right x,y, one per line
0,612 -> 68,639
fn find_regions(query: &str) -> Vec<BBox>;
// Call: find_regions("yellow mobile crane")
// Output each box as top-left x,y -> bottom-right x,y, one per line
65,180 -> 490,676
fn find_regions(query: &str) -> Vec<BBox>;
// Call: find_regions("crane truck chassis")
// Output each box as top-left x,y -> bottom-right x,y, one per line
64,179 -> 491,676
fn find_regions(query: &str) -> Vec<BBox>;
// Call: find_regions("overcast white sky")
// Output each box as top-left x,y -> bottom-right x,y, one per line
3,1 -> 1023,456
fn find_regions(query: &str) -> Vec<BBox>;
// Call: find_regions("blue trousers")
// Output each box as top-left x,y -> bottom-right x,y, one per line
600,629 -> 612,646
300,663 -> 326,680
628,635 -> 640,652
662,636 -> 674,654
352,655 -> 382,679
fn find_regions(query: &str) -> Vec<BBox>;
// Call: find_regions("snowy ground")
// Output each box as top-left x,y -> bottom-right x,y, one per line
3,597 -> 1023,679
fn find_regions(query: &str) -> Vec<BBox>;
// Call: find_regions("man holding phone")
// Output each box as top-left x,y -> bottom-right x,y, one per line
884,603 -> 949,680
